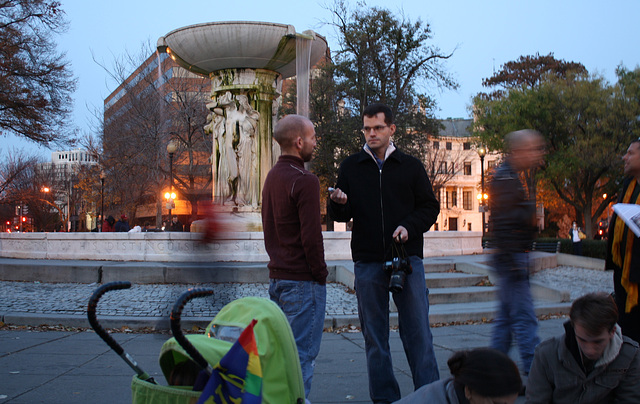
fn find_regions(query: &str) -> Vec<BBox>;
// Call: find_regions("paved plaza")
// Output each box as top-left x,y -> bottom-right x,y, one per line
0,317 -> 569,403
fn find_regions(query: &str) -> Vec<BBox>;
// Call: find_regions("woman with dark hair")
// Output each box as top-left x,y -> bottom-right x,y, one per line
101,215 -> 115,232
394,348 -> 522,404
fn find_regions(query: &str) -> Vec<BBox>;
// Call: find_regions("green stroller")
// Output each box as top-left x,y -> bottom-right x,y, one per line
88,282 -> 305,403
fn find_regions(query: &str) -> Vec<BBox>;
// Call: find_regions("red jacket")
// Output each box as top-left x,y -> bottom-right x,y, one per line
261,155 -> 327,284
102,220 -> 115,232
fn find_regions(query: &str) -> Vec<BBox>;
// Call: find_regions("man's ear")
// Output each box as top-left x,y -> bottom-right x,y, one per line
295,136 -> 303,150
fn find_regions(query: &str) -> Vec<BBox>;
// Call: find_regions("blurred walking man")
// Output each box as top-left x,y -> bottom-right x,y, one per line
488,129 -> 545,374
262,114 -> 328,400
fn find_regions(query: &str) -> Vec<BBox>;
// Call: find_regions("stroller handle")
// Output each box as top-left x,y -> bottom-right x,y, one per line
87,281 -> 156,384
87,281 -> 131,355
170,288 -> 215,373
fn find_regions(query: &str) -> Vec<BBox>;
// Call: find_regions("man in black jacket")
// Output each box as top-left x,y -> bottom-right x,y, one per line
488,129 -> 545,375
329,103 -> 440,403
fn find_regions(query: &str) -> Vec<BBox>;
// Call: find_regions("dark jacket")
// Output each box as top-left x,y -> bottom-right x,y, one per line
169,220 -> 184,232
526,321 -> 640,404
261,155 -> 328,284
329,147 -> 439,262
487,159 -> 537,254
114,220 -> 129,232
606,177 -> 640,342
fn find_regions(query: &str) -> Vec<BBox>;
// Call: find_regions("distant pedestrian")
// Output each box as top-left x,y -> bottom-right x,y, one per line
488,129 -> 546,374
114,215 -> 130,232
606,138 -> 640,343
102,215 -> 115,232
395,348 -> 522,404
262,114 -> 327,399
168,216 -> 183,232
571,221 -> 585,255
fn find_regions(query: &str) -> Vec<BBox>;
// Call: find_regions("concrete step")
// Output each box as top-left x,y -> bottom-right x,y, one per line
427,300 -> 572,325
425,272 -> 488,288
423,263 -> 456,273
429,286 -> 497,304
333,300 -> 572,328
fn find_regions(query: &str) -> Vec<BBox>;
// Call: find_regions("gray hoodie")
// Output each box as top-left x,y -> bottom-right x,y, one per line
526,323 -> 640,404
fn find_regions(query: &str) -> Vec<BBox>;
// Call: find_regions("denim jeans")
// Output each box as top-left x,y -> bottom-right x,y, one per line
491,252 -> 540,373
355,256 -> 439,403
269,279 -> 326,398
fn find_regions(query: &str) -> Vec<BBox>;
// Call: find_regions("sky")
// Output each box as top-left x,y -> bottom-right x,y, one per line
4,0 -> 640,159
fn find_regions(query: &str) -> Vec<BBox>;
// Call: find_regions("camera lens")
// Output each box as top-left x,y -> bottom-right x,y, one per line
389,270 -> 406,293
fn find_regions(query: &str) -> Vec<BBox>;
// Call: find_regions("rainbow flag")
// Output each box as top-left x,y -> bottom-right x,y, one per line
197,319 -> 263,404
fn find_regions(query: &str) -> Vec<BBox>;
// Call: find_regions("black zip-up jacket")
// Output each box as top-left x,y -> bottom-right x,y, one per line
487,159 -> 537,254
329,147 -> 439,262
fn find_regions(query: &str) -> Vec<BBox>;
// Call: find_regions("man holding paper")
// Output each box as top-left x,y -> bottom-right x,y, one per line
606,139 -> 640,343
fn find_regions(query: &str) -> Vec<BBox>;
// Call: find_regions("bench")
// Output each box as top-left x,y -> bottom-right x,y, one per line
482,240 -> 561,253
530,241 -> 561,253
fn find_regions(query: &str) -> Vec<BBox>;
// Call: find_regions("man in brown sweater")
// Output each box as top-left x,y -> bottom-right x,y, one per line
261,114 -> 328,400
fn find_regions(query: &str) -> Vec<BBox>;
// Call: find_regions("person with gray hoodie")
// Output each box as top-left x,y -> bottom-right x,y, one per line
526,292 -> 640,403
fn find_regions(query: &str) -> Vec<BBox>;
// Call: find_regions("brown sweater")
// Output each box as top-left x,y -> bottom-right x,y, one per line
261,155 -> 328,284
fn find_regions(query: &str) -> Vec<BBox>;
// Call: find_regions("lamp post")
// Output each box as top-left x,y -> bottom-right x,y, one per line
166,139 -> 178,223
478,146 -> 486,236
100,170 -> 105,232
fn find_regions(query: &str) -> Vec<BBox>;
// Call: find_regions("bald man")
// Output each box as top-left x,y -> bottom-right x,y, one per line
261,114 -> 328,400
488,129 -> 546,375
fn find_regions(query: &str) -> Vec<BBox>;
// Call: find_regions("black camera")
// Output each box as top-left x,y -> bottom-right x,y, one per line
384,239 -> 413,293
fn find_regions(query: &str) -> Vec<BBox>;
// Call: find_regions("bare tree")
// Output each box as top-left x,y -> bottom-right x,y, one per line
97,42 -> 211,228
0,0 -> 76,146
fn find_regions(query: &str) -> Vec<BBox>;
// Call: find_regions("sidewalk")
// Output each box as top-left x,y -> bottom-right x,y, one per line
0,253 -> 593,403
0,318 -> 568,403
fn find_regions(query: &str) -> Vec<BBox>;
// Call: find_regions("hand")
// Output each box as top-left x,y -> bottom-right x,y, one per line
392,226 -> 408,243
329,187 -> 348,205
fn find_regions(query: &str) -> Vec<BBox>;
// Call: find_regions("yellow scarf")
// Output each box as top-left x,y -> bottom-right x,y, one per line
612,180 -> 640,312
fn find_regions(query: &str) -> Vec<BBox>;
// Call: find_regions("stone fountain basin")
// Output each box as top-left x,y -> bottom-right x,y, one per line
157,21 -> 327,79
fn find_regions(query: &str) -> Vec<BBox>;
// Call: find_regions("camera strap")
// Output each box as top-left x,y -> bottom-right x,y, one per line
391,240 -> 413,274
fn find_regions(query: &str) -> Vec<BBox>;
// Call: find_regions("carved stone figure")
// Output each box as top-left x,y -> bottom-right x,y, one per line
216,92 -> 239,204
236,94 -> 260,207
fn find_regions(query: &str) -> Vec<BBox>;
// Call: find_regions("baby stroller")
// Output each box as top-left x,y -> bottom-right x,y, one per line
88,281 -> 305,403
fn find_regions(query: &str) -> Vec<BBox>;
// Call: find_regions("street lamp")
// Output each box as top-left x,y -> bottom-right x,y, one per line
166,139 -> 178,222
477,146 -> 486,236
100,170 -> 106,232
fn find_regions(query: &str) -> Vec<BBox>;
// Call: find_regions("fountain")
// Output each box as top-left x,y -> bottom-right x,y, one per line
157,21 -> 327,229
0,21 -> 482,272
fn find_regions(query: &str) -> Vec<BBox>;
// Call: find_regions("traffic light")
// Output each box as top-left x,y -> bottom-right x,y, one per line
21,216 -> 26,222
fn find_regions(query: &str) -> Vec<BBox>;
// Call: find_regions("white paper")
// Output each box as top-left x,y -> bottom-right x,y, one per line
612,203 -> 640,238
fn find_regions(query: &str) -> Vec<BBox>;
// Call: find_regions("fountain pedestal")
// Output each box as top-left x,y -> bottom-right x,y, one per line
158,21 -> 327,229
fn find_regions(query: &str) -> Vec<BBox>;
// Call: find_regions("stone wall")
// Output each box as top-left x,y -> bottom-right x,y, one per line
0,231 -> 482,262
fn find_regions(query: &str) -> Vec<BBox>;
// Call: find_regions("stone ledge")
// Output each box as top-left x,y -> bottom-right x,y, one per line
0,231 -> 482,262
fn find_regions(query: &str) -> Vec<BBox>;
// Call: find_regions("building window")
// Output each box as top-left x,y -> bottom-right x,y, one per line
446,142 -> 452,150
434,223 -> 439,231
463,142 -> 471,150
446,189 -> 457,209
439,162 -> 447,174
464,162 -> 472,176
463,191 -> 473,210
433,141 -> 439,150
468,223 -> 472,231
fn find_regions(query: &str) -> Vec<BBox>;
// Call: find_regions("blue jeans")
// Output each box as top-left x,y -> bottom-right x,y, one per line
355,256 -> 439,403
269,279 -> 326,398
491,252 -> 540,373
